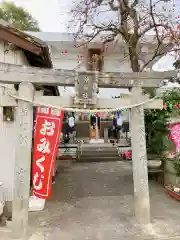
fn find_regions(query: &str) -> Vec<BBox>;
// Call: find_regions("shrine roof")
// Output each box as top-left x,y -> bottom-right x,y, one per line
25,31 -> 165,44
0,20 -> 53,68
25,32 -> 75,42
0,20 -> 59,96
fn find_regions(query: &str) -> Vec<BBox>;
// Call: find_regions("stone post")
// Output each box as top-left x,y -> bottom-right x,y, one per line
130,80 -> 150,224
104,128 -> 108,143
95,116 -> 99,141
12,82 -> 34,238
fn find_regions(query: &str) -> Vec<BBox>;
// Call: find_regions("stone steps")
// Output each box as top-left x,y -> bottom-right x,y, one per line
77,143 -> 121,162
78,156 -> 121,162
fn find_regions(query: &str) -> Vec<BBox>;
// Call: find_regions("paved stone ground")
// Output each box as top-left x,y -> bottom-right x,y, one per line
2,161 -> 180,239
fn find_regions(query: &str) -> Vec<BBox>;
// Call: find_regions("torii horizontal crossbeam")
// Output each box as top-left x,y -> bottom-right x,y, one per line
0,62 -> 177,88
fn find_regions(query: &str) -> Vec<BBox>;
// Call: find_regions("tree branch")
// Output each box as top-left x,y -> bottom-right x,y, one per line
70,0 -> 179,73
149,0 -> 163,45
108,0 -> 119,11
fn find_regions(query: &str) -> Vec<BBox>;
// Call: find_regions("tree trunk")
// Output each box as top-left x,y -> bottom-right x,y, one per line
128,45 -> 140,72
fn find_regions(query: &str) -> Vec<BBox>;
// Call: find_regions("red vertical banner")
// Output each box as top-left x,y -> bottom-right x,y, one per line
32,107 -> 64,199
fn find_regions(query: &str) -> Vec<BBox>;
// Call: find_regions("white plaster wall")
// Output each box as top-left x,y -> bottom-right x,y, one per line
0,40 -> 29,201
0,41 -> 29,65
102,56 -> 131,72
26,32 -> 134,72
50,48 -> 131,72
52,54 -> 85,70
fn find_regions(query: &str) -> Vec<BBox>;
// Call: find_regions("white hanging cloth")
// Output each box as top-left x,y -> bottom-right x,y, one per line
68,116 -> 75,127
117,117 -> 123,126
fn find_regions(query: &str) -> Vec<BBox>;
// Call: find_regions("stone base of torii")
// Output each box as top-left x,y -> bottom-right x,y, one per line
0,62 -> 176,238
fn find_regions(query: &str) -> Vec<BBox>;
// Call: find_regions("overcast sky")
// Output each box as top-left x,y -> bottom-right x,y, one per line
2,0 -> 179,72
3,0 -> 70,32
3,0 -> 178,32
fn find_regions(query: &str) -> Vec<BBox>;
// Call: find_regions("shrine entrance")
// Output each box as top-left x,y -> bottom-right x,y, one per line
0,62 -> 177,238
90,114 -> 101,139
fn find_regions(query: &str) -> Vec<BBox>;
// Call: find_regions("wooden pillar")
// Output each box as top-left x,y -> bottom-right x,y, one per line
130,80 -> 150,224
12,82 -> 34,238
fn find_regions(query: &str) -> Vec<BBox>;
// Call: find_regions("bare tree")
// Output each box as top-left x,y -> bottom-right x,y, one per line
69,0 -> 180,72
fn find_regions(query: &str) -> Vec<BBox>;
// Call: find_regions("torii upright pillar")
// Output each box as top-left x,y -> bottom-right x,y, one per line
130,80 -> 150,224
12,82 -> 34,238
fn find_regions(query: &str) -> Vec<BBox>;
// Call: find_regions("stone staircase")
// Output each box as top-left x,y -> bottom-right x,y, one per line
77,143 -> 121,162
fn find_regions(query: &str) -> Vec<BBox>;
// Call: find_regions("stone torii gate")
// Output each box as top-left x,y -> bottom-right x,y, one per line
0,62 -> 177,237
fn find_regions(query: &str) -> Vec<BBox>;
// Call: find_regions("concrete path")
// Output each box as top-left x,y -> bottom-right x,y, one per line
4,161 -> 180,239
27,161 -> 180,239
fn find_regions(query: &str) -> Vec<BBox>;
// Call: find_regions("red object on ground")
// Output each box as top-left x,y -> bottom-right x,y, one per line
166,187 -> 180,202
123,151 -> 132,159
32,107 -> 64,199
